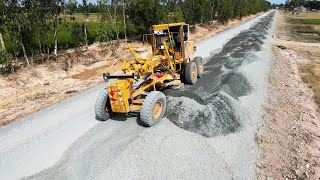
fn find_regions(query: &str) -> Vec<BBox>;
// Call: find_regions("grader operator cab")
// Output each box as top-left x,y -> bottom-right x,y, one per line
95,22 -> 204,126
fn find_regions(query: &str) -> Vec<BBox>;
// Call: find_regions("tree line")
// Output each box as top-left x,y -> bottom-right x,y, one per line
284,0 -> 320,10
0,0 -> 270,73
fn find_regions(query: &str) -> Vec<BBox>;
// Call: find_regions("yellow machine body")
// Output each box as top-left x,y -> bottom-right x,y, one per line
108,79 -> 133,113
106,22 -> 196,113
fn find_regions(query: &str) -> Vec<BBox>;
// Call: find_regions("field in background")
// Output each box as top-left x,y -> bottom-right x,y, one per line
283,12 -> 320,42
299,50 -> 320,105
282,12 -> 320,107
3,13 -> 103,54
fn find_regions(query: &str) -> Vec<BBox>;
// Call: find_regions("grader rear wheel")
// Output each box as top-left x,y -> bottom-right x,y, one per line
95,89 -> 112,121
185,62 -> 198,85
140,91 -> 166,127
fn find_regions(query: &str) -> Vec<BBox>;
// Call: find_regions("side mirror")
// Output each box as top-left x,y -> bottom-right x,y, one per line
183,24 -> 189,41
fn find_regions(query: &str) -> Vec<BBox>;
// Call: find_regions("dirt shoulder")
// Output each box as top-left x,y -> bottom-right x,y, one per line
0,12 -> 263,126
256,12 -> 320,179
189,13 -> 263,41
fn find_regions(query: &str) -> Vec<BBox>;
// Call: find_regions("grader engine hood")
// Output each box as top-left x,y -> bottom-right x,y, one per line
108,79 -> 133,113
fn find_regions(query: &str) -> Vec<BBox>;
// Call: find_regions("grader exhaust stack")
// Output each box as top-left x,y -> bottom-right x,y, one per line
95,22 -> 204,126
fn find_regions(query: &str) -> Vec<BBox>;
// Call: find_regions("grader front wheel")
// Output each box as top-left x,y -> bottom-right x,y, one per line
194,56 -> 204,78
95,89 -> 112,121
140,91 -> 166,127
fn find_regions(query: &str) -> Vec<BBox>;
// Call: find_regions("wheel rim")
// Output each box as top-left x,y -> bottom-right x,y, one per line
192,66 -> 197,80
152,101 -> 163,120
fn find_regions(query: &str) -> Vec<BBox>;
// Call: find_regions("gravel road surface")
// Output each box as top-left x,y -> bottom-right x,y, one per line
0,11 -> 276,180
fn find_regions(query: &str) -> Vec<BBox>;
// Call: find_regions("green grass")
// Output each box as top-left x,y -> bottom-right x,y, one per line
59,13 -> 100,23
301,19 -> 320,25
289,18 -> 320,25
286,16 -> 320,43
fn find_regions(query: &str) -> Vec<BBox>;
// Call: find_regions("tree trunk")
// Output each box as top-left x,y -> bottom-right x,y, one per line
17,23 -> 29,65
47,46 -> 50,60
83,14 -> 88,50
39,40 -> 44,63
21,42 -> 29,65
31,52 -> 34,66
0,32 -> 5,51
116,29 -> 120,40
54,15 -> 58,57
122,0 -> 127,42
11,59 -> 14,73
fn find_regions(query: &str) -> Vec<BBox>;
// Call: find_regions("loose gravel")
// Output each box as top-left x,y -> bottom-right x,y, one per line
0,11 -> 276,180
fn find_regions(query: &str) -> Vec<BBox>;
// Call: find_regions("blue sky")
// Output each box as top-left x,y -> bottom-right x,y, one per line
269,0 -> 286,4
78,0 -> 287,5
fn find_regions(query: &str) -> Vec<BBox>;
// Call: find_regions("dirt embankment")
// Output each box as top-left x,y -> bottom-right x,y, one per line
0,13 -> 262,126
0,42 -> 148,126
256,12 -> 320,179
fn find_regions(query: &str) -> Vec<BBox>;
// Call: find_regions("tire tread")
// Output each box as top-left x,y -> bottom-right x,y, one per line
95,88 -> 111,121
185,62 -> 197,84
194,56 -> 203,78
140,91 -> 166,127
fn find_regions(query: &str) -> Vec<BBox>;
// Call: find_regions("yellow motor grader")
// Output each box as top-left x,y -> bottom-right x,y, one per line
95,22 -> 204,126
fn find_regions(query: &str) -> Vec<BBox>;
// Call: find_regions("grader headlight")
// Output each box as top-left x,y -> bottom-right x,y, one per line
133,72 -> 140,80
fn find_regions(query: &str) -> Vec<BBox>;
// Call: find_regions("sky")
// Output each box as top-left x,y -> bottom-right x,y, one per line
268,0 -> 286,4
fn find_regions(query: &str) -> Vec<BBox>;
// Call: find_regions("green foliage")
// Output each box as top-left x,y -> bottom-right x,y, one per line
96,24 -> 112,43
166,7 -> 184,23
127,0 -> 166,32
0,50 -> 13,73
300,19 -> 320,25
182,0 -> 213,25
182,0 -> 200,25
217,0 -> 234,24
71,22 -> 85,47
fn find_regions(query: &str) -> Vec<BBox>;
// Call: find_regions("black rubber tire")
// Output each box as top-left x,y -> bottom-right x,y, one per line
95,88 -> 112,121
194,56 -> 204,78
140,91 -> 166,127
184,62 -> 197,85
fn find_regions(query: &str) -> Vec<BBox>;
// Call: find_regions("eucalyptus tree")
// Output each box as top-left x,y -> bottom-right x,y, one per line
122,0 -> 127,41
99,0 -> 122,39
71,22 -> 85,47
48,0 -> 64,57
233,0 -> 249,20
0,0 -> 5,51
26,0 -> 52,63
82,0 -> 88,49
67,0 -> 77,19
127,0 -> 165,32
5,0 -> 30,65
97,0 -> 111,43
0,28 -> 4,52
217,0 -> 233,24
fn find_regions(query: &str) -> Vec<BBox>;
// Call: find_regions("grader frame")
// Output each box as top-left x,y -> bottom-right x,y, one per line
95,22 -> 204,126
